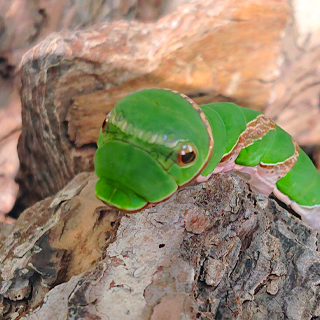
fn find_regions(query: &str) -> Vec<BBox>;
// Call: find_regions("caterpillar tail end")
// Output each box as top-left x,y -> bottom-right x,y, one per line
290,202 -> 320,230
272,188 -> 320,230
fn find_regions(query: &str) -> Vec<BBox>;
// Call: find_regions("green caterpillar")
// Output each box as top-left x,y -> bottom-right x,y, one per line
94,88 -> 320,229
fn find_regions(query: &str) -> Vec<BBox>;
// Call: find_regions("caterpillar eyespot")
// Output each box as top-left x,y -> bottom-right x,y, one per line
102,113 -> 112,130
178,144 -> 197,166
182,151 -> 196,164
102,118 -> 108,130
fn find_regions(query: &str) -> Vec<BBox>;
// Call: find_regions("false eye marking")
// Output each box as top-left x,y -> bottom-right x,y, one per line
105,89 -> 213,173
178,144 -> 197,166
161,88 -> 214,159
102,118 -> 108,130
101,113 -> 112,130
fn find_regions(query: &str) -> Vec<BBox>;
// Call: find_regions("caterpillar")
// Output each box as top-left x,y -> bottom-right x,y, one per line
94,88 -> 320,229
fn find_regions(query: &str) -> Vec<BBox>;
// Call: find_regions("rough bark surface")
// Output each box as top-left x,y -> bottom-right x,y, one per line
0,172 -> 122,319
17,0 -> 290,209
1,172 -> 320,319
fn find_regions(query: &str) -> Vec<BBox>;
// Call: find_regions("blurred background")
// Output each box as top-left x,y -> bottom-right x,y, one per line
0,0 -> 320,221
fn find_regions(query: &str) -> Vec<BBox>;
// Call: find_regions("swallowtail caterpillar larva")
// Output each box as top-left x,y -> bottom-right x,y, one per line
94,88 -> 320,229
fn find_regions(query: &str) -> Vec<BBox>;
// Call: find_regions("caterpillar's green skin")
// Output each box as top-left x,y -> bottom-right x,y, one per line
94,88 -> 320,228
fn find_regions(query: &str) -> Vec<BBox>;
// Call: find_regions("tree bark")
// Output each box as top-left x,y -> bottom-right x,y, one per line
1,172 -> 320,319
